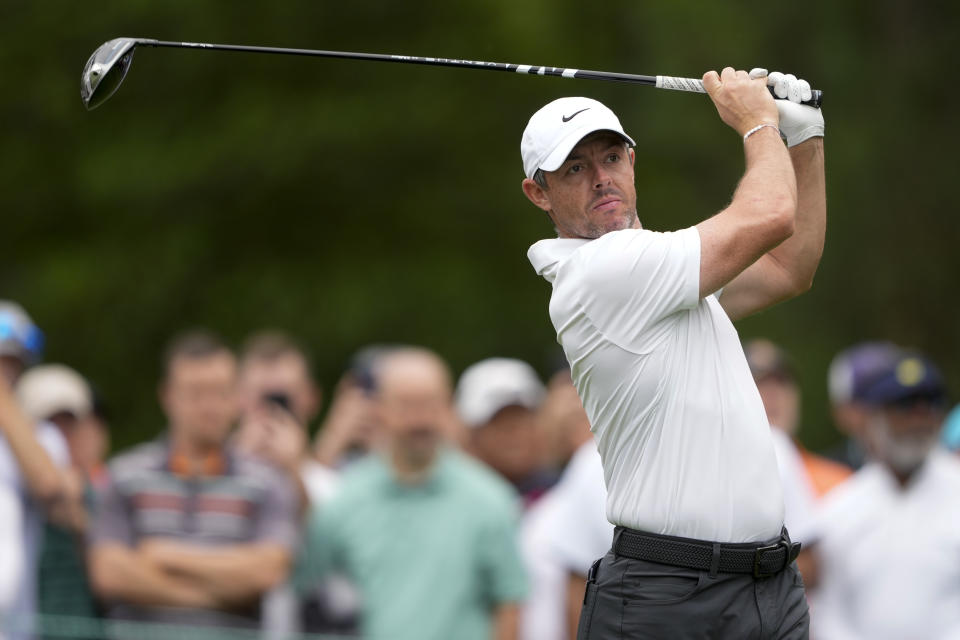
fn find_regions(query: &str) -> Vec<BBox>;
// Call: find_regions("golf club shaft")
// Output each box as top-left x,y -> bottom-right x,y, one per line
146,40 -> 823,108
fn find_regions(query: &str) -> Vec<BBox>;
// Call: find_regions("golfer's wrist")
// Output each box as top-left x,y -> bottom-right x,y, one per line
742,122 -> 781,143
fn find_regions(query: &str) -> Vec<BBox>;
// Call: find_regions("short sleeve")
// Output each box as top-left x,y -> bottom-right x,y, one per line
254,470 -> 300,550
573,227 -> 700,350
294,502 -> 345,592
88,469 -> 135,548
477,496 -> 528,605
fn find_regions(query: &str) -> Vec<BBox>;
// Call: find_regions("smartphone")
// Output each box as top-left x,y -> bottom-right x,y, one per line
262,391 -> 293,412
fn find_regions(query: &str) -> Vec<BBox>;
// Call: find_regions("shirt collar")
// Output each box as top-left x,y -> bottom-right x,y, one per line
162,433 -> 233,477
527,238 -> 590,284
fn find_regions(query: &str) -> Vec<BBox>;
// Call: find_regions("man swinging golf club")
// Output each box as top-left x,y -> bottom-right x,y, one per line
522,67 -> 825,639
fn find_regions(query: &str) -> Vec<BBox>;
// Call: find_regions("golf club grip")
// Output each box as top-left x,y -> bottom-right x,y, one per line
656,75 -> 823,108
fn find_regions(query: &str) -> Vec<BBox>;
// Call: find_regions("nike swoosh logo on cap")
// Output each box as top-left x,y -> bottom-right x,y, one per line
562,108 -> 590,122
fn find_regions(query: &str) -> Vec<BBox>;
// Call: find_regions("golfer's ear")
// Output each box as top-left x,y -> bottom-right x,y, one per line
522,178 -> 551,212
629,147 -> 635,166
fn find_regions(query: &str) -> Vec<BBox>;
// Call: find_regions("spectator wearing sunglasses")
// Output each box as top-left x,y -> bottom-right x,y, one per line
0,301 -> 81,639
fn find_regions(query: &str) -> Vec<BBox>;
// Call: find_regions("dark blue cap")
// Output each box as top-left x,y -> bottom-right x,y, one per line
859,353 -> 947,408
828,342 -> 903,404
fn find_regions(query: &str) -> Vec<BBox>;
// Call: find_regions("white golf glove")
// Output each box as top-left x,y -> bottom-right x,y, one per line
750,68 -> 824,147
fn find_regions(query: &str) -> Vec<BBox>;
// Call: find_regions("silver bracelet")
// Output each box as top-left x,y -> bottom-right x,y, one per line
743,123 -> 780,142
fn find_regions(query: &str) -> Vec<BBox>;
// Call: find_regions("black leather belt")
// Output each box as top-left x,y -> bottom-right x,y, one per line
613,526 -> 801,578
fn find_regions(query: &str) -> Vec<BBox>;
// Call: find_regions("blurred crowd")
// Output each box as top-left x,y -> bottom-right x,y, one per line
1,298 -> 959,640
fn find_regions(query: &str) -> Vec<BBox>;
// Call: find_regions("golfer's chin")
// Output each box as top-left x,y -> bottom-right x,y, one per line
592,208 -> 639,236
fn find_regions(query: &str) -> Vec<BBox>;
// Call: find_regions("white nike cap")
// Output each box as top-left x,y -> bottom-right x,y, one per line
521,97 -> 635,179
455,358 -> 545,428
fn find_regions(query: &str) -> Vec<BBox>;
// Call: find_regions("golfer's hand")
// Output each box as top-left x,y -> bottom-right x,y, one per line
703,67 -> 779,137
750,69 -> 824,147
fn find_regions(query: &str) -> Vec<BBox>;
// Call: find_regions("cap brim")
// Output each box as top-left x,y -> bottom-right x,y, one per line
539,126 -> 635,174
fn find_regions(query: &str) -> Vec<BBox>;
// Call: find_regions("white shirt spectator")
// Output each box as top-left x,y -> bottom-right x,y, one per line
520,441 -> 612,640
768,428 -> 817,543
528,227 -> 783,543
0,422 -> 70,640
810,449 -> 960,640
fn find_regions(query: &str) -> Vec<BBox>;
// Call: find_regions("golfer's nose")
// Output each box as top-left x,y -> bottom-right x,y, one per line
593,165 -> 613,189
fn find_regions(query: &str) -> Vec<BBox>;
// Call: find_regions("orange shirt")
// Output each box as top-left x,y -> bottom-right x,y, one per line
798,447 -> 852,497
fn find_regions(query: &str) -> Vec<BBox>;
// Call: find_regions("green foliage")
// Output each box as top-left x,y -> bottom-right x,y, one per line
2,0 -> 958,451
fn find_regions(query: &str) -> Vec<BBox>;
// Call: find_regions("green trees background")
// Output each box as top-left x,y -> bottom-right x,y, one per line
2,1 -> 957,451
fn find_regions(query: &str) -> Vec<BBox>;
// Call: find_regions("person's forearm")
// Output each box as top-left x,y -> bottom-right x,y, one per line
314,428 -> 351,467
766,138 -> 826,291
0,390 -> 67,506
492,603 -> 520,640
89,546 -> 216,609
735,128 -> 798,223
149,542 -> 290,606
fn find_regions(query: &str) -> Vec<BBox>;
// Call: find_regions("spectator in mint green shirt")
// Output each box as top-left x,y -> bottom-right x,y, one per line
298,346 -> 527,640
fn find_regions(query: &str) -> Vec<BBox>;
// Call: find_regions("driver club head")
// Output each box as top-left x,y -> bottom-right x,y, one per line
81,38 -> 150,110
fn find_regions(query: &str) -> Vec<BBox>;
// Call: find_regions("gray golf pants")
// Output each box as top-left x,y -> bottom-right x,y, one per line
576,549 -> 809,639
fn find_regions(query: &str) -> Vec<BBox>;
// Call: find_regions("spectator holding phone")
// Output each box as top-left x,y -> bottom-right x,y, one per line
234,330 -> 336,508
313,346 -> 388,469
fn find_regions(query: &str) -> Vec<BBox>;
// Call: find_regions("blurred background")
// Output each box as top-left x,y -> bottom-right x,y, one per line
2,0 -> 958,452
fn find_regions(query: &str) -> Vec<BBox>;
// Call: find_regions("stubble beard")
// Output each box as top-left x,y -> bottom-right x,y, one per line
585,205 -> 640,239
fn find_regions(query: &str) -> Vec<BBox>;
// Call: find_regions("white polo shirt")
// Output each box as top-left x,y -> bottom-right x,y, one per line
528,227 -> 783,543
808,450 -> 960,640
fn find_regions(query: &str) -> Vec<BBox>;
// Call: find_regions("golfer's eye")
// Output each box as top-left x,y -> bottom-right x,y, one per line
607,153 -> 621,163
568,164 -> 584,175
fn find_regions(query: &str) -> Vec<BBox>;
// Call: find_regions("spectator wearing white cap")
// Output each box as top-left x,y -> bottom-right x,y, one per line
0,302 -> 79,640
16,364 -> 106,629
807,352 -> 960,640
456,357 -> 556,508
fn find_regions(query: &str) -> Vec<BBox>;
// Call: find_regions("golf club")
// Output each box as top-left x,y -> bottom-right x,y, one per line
81,37 -> 823,111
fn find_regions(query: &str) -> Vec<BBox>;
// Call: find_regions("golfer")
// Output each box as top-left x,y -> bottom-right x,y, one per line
521,67 -> 825,639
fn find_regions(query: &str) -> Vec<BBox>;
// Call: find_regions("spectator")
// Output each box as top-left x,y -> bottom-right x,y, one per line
456,358 -> 557,508
298,347 -> 527,640
941,403 -> 960,455
16,365 -> 106,633
87,330 -> 299,632
233,330 -> 357,636
234,330 -> 335,507
825,341 -> 902,470
0,302 -> 79,640
0,482 -> 24,632
313,346 -> 388,469
520,370 -> 612,640
807,352 -> 960,639
743,339 -> 851,543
